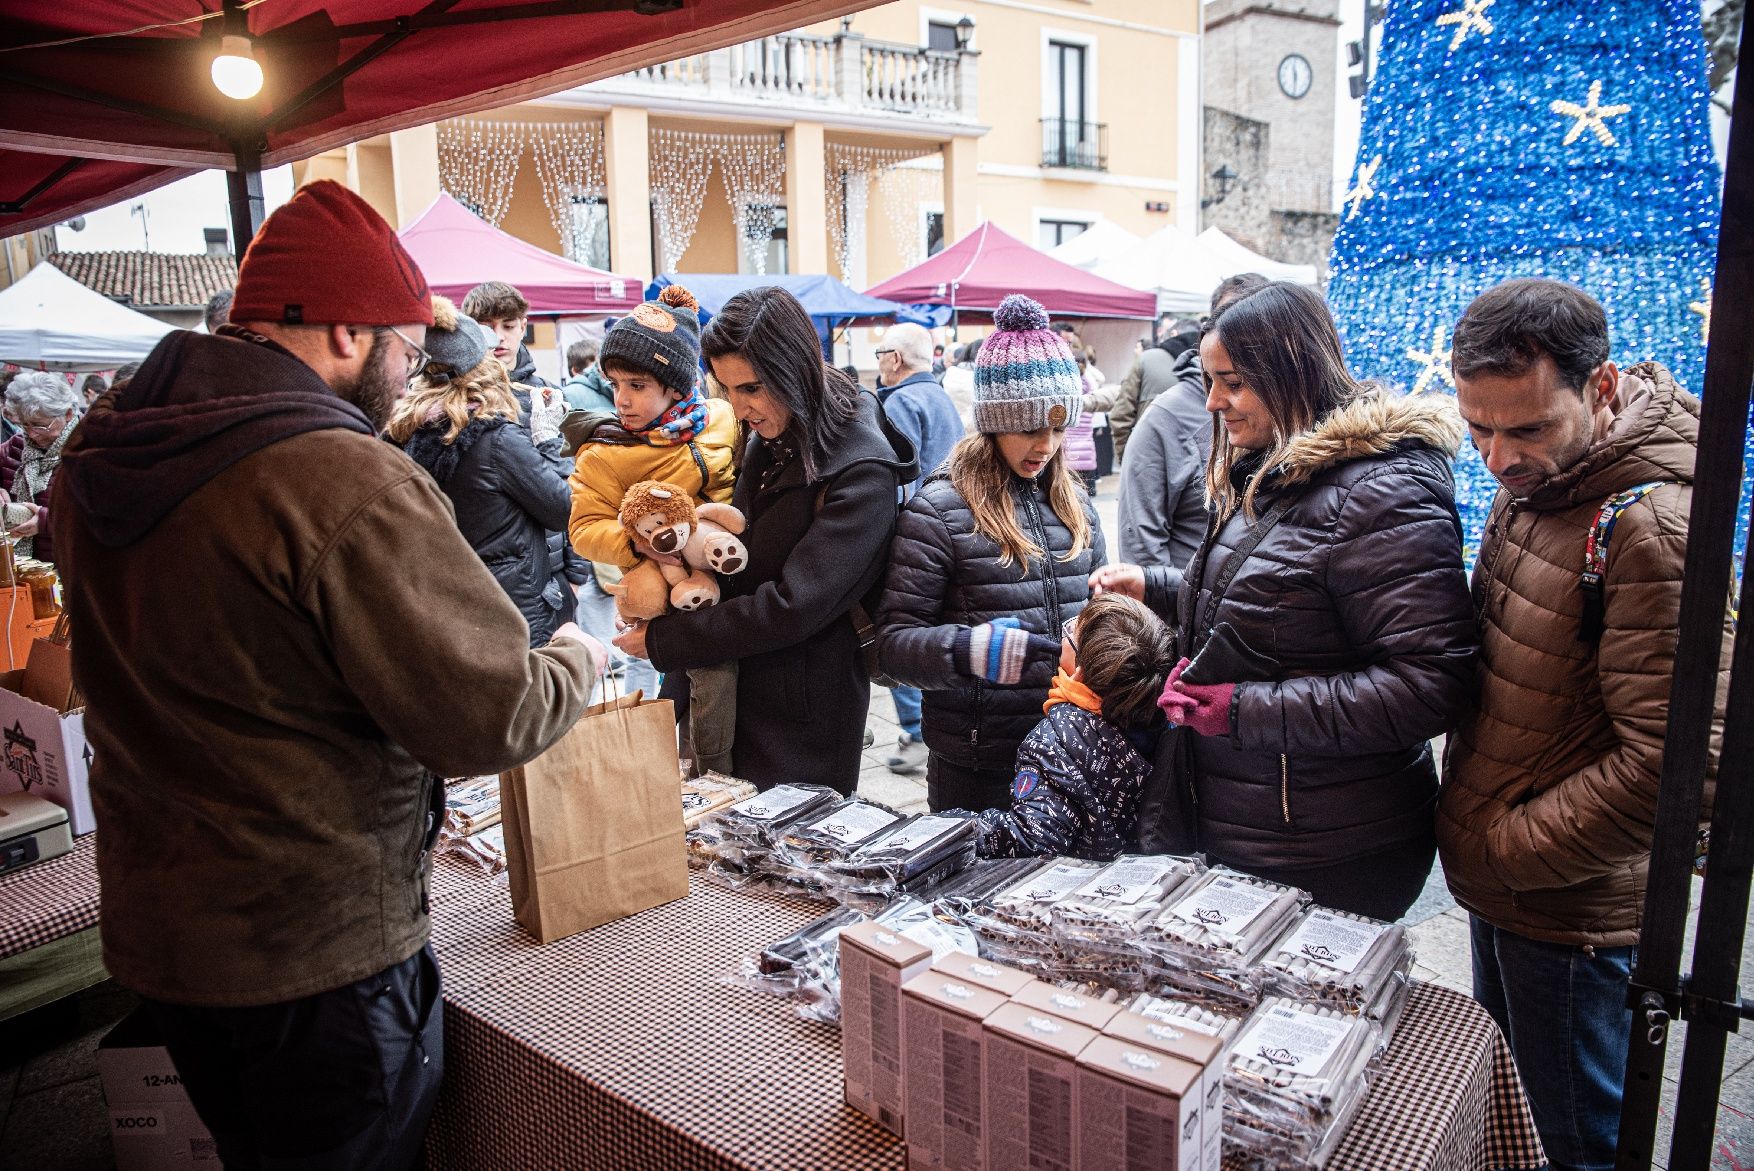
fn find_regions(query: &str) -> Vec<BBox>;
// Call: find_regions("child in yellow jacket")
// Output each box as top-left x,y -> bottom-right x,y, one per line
567,284 -> 741,773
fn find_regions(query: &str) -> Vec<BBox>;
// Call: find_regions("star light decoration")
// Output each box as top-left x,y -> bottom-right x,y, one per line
1405,324 -> 1456,395
1435,0 -> 1495,52
1689,279 -> 1712,343
1344,155 -> 1382,220
1550,80 -> 1632,147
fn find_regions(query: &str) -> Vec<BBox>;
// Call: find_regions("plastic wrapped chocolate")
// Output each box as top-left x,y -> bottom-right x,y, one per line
1139,868 -> 1309,1011
1050,855 -> 1203,946
687,783 -> 842,880
1125,991 -> 1248,1046
965,857 -> 1106,970
770,798 -> 906,892
827,814 -> 978,901
443,776 -> 501,835
1258,908 -> 1414,1017
1223,997 -> 1381,1169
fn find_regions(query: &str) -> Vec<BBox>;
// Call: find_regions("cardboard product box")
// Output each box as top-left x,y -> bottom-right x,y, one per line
0,789 -> 71,873
98,1010 -> 218,1169
902,972 -> 1010,1171
841,919 -> 936,1136
930,951 -> 1033,998
1106,1009 -> 1226,1171
981,1001 -> 1100,1171
1010,980 -> 1124,1033
0,640 -> 93,835
1075,1035 -> 1204,1171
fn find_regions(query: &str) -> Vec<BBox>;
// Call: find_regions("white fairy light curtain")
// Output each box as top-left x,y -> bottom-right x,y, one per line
437,120 -> 527,226
824,143 -> 942,280
649,130 -> 786,273
530,122 -> 608,263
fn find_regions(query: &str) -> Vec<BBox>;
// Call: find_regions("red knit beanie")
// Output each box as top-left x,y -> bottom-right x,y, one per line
231,180 -> 434,328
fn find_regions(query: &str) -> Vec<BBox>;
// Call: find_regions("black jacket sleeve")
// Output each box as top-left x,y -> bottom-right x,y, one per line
494,426 -> 574,534
875,492 -> 969,690
974,722 -> 1085,857
645,460 -> 898,672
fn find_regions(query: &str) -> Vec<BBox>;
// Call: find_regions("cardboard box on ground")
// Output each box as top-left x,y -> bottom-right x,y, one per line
0,637 -> 93,834
98,1008 -> 219,1169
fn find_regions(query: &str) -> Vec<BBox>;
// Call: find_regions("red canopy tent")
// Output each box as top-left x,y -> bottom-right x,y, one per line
399,193 -> 641,315
0,0 -> 872,250
863,220 -> 1157,321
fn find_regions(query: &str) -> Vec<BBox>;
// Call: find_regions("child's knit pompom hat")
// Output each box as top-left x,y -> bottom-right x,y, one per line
972,294 -> 1085,434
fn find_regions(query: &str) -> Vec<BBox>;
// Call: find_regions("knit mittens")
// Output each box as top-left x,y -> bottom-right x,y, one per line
955,617 -> 1059,685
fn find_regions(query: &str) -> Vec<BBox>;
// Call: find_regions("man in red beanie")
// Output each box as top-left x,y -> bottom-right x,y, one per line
51,180 -> 603,1170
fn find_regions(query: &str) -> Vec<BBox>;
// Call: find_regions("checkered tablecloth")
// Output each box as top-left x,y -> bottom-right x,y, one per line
425,860 -> 1545,1171
0,832 -> 99,962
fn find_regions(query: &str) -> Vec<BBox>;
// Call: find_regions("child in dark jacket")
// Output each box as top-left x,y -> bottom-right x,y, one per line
971,594 -> 1175,860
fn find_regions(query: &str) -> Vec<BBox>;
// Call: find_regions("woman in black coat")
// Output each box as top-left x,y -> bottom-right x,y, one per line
618,287 -> 915,793
877,296 -> 1105,814
388,301 -> 576,647
1094,282 -> 1478,921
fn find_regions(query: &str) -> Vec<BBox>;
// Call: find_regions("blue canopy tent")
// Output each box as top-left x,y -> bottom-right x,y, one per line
647,273 -> 931,359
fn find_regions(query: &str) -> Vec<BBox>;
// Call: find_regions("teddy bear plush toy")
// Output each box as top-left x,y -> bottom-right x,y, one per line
608,479 -> 749,620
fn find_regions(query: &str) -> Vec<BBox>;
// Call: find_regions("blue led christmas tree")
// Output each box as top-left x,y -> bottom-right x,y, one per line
1326,0 -> 1746,562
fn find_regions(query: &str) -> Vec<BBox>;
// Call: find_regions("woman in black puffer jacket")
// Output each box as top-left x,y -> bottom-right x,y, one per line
878,297 -> 1105,814
388,299 -> 574,647
1095,282 -> 1478,921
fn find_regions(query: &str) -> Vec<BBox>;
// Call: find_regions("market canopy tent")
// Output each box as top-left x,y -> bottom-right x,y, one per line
0,262 -> 175,371
0,0 -> 875,245
1044,219 -> 1145,273
401,194 -> 642,316
1091,225 -> 1319,316
649,273 -> 908,328
864,221 -> 1157,321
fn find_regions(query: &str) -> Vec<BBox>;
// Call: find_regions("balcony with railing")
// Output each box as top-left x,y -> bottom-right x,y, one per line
589,30 -> 981,125
1040,119 -> 1107,171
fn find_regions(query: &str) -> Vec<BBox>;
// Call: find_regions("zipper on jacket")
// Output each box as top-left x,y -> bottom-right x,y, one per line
688,441 -> 710,496
1279,755 -> 1291,825
1018,482 -> 1062,635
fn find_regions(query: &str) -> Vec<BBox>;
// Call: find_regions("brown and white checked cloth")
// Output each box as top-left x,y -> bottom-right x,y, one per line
425,859 -> 1545,1171
0,832 -> 99,961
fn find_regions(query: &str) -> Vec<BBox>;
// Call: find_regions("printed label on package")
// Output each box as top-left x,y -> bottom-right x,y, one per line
1176,876 -> 1279,940
875,815 -> 963,853
1281,910 -> 1387,974
1074,858 -> 1178,906
807,802 -> 901,844
732,785 -> 818,820
1233,1003 -> 1352,1076
1136,998 -> 1225,1037
1009,861 -> 1100,904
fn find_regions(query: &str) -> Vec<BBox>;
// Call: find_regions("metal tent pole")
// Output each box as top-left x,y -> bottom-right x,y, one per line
1614,11 -> 1754,1166
227,141 -> 265,262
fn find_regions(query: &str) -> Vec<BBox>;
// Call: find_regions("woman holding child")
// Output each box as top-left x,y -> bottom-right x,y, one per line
877,296 -> 1106,815
1094,282 -> 1478,920
613,286 -> 915,793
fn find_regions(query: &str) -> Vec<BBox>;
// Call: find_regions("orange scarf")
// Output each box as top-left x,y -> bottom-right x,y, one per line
1044,669 -> 1103,716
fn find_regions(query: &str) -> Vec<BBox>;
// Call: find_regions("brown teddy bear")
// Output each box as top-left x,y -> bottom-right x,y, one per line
608,479 -> 749,620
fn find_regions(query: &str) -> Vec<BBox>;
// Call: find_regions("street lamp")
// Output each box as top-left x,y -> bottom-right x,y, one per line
954,17 -> 975,50
1201,164 -> 1239,209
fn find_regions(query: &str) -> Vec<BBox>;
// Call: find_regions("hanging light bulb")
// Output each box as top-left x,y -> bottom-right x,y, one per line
211,34 -> 263,100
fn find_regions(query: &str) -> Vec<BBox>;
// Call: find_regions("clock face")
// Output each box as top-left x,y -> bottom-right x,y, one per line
1278,53 -> 1313,100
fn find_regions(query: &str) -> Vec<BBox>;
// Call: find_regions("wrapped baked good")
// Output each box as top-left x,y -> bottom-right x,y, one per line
1125,991 -> 1247,1046
682,773 -> 757,828
1223,997 -> 1381,1169
1258,908 -> 1414,1016
771,798 -> 906,889
687,783 -> 841,881
1050,854 -> 1203,946
443,776 -> 501,835
1139,868 -> 1308,1011
440,823 -> 509,875
965,857 -> 1105,970
828,814 -> 978,900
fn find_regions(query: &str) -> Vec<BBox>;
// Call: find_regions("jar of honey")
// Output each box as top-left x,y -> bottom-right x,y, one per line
18,565 -> 60,620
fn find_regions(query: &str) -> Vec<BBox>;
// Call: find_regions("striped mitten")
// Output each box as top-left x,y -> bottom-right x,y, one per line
956,617 -> 1056,685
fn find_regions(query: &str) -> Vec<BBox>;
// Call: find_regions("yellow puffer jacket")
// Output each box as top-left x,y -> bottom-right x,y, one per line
567,396 -> 739,568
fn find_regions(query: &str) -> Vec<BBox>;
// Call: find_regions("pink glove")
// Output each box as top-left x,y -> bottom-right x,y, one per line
1156,658 -> 1194,723
1171,679 -> 1236,739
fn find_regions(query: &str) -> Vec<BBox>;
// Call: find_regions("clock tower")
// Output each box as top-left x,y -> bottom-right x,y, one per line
1201,0 -> 1342,275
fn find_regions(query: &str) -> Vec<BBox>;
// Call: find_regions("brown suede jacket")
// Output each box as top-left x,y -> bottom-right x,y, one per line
1438,363 -> 1731,948
53,330 -> 597,1008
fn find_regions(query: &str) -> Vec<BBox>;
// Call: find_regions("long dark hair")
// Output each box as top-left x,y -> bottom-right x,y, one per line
1204,281 -> 1370,520
701,286 -> 858,479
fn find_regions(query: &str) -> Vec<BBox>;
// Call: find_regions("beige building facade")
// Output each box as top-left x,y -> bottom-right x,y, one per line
295,1 -> 1199,311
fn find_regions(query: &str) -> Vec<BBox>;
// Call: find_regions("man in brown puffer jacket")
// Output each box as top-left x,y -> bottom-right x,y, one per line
1437,278 -> 1732,1171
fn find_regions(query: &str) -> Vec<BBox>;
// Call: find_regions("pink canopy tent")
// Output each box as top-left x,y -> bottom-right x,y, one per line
864,221 -> 1157,321
398,193 -> 642,316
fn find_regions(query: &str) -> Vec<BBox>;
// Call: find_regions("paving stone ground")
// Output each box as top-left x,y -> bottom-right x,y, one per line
3,476 -> 1748,1169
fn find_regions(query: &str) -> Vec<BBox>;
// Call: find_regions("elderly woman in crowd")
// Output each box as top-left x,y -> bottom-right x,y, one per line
1093,282 -> 1478,920
1,371 -> 82,563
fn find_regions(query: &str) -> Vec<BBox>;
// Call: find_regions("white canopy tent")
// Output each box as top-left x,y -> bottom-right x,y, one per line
1085,226 -> 1319,316
0,262 -> 175,372
1046,219 -> 1147,272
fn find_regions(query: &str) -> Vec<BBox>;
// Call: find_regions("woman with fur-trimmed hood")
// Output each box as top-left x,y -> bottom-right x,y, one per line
388,297 -> 576,646
1092,282 -> 1478,920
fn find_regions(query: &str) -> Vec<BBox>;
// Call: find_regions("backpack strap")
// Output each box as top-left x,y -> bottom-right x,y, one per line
1579,481 -> 1667,645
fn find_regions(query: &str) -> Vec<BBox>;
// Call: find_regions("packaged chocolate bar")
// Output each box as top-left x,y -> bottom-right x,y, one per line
1223,997 -> 1381,1169
1258,907 -> 1414,1016
1139,868 -> 1309,1012
828,813 -> 978,898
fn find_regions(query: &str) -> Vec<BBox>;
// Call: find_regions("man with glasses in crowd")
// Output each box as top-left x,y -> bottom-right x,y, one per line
52,180 -> 601,1170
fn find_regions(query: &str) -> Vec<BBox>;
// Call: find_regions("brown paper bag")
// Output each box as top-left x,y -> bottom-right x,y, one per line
499,691 -> 688,943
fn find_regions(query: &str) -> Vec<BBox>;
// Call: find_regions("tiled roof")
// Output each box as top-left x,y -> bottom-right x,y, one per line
48,250 -> 237,310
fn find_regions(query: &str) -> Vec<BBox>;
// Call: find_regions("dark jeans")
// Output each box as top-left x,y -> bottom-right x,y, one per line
147,945 -> 445,1171
1216,831 -> 1436,922
1471,917 -> 1634,1171
926,753 -> 1014,814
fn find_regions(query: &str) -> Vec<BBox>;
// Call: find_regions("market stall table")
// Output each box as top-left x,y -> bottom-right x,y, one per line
0,833 -> 105,1020
425,860 -> 1545,1171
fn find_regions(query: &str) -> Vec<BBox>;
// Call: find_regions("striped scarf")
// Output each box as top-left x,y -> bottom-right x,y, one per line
637,387 -> 709,447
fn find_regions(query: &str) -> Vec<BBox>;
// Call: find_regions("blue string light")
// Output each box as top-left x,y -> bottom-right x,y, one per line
1326,0 -> 1750,567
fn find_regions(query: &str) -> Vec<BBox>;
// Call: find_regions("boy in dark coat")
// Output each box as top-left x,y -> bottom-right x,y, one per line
970,594 -> 1174,860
